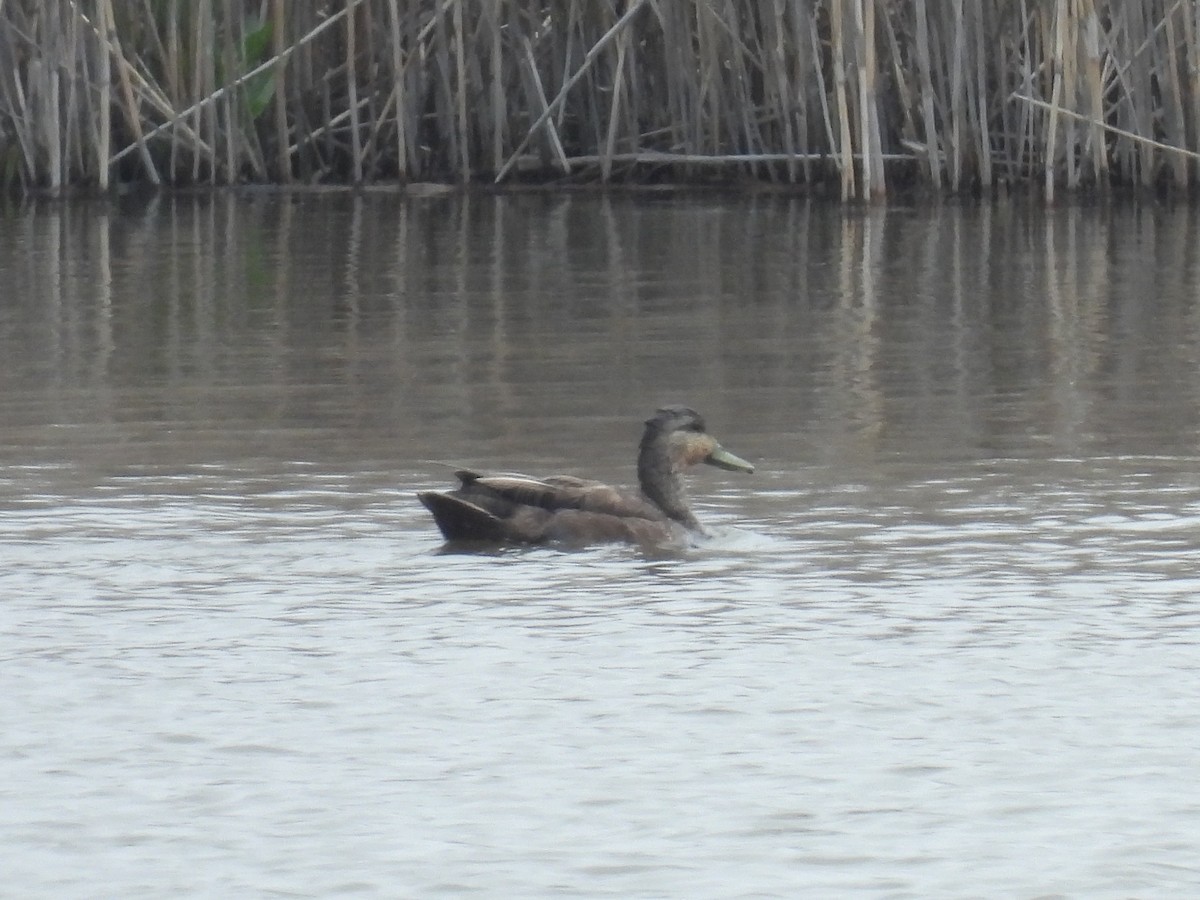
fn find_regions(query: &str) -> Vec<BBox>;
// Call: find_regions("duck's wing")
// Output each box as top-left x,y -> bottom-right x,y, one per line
418,491 -> 508,542
418,489 -> 554,543
459,470 -> 666,520
458,471 -> 578,509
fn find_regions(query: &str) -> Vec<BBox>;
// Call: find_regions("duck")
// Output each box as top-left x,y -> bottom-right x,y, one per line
417,406 -> 754,547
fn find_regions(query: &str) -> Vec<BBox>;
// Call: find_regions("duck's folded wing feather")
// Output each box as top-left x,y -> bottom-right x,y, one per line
418,491 -> 508,541
465,473 -> 586,510
458,471 -> 665,520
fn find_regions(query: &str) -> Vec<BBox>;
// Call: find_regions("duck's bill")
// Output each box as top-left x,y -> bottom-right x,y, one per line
704,445 -> 754,473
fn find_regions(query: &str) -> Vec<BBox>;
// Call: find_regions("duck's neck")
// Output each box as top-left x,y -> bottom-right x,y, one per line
638,440 -> 699,529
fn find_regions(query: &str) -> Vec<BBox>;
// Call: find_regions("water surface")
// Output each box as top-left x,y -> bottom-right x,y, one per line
3,193 -> 1200,896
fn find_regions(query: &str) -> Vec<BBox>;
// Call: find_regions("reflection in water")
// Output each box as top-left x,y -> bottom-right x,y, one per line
5,194 -> 1200,470
3,195 -> 1200,895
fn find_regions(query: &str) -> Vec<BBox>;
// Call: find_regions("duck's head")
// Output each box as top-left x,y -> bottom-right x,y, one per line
640,406 -> 755,476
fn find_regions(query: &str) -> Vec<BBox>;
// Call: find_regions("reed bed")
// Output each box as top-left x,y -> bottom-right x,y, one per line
2,0 -> 1199,198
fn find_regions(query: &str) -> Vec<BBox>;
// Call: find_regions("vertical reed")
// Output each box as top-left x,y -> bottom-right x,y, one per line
271,0 -> 291,182
3,1 -> 1200,195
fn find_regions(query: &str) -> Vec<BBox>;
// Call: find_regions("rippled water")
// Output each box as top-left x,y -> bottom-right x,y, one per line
4,194 -> 1200,895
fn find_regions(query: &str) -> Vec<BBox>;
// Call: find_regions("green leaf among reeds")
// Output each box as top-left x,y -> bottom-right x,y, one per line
239,14 -> 276,121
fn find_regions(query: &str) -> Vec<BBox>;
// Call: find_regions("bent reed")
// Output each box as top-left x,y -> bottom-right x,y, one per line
3,1 -> 1199,199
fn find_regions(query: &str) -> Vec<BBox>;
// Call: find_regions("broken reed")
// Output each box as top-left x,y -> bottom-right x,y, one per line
3,0 -> 1200,199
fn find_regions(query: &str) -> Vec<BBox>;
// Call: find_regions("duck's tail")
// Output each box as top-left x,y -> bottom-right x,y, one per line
417,491 -> 508,542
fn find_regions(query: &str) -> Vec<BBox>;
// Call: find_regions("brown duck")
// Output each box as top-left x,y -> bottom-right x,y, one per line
418,406 -> 754,546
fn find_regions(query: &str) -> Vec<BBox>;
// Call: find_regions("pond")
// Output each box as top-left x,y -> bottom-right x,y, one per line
3,191 -> 1200,895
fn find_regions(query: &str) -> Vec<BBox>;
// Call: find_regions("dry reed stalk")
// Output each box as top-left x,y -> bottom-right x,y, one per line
1017,0 -> 1038,181
44,7 -> 62,192
453,0 -> 468,182
1011,92 -> 1200,163
759,2 -> 786,179
385,0 -> 408,177
164,0 -> 181,176
731,7 -> 760,163
560,2 -> 584,135
725,6 -> 761,165
346,0 -> 362,183
1042,0 -> 1068,201
1126,3 -> 1157,185
807,12 -> 839,186
233,6 -> 268,181
1161,3 -> 1187,187
495,0 -> 650,182
970,4 -> 992,188
191,0 -> 212,183
65,4 -> 83,184
829,0 -> 856,199
653,2 -> 694,157
521,35 -> 569,172
362,1 -> 381,178
294,89 -> 377,161
766,0 -> 791,168
4,38 -> 35,189
1079,0 -> 1106,186
486,0 -> 504,173
1063,0 -> 1080,191
793,3 -> 817,183
160,0 -> 182,102
949,0 -> 966,190
787,1 -> 816,183
1186,3 -> 1200,183
601,19 -> 626,182
219,0 -> 235,183
134,0 -> 169,84
694,3 -> 720,158
854,0 -> 884,198
878,6 -> 912,164
272,0 -> 290,181
430,3 -> 454,175
563,150 -> 918,165
96,0 -> 110,190
106,0 -> 160,184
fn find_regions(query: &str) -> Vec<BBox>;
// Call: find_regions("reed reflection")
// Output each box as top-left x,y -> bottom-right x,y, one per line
3,195 -> 1200,469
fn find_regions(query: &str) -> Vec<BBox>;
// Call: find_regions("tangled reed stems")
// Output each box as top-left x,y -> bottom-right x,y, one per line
3,1 -> 1199,199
